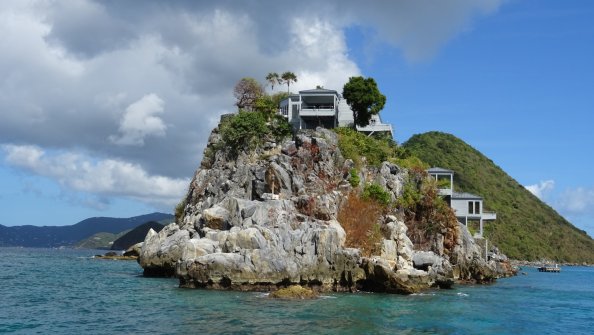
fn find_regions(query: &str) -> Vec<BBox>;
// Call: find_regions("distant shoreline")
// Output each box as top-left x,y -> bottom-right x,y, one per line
510,259 -> 593,267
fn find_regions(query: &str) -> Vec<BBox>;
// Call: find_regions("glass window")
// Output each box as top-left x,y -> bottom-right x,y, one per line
475,201 -> 480,214
468,201 -> 474,214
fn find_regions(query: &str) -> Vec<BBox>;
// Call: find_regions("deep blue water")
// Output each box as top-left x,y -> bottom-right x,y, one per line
0,248 -> 592,334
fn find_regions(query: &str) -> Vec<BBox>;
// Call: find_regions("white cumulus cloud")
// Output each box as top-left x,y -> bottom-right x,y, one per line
525,180 -> 555,199
2,144 -> 188,208
109,93 -> 166,146
0,0 -> 506,213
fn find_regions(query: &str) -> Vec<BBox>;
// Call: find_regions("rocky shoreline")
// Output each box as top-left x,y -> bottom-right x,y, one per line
139,127 -> 516,294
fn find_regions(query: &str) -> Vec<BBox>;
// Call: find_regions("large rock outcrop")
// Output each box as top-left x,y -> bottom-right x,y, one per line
139,126 -> 514,294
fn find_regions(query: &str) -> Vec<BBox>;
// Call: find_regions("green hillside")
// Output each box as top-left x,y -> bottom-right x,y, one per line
403,131 -> 594,263
75,231 -> 129,249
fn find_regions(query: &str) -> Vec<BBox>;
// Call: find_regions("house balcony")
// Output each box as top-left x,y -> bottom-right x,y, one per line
356,122 -> 393,135
482,211 -> 497,220
300,106 -> 336,117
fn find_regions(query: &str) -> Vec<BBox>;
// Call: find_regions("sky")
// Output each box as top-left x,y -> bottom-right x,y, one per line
0,0 -> 593,237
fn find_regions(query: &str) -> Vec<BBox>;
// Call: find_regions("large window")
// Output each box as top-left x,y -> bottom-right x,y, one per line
468,201 -> 481,214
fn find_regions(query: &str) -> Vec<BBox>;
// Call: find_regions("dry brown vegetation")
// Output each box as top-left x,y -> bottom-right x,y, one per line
337,192 -> 385,257
397,167 -> 459,254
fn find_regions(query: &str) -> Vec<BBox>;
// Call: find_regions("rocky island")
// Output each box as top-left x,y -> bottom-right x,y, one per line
139,113 -> 515,294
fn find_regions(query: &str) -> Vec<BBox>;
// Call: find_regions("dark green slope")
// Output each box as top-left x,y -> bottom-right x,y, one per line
403,131 -> 594,263
111,221 -> 164,250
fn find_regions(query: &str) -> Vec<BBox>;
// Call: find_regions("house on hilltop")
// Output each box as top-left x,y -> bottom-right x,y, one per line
427,167 -> 496,237
279,88 -> 393,136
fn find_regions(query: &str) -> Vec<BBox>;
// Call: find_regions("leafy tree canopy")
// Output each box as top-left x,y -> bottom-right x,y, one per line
342,76 -> 386,127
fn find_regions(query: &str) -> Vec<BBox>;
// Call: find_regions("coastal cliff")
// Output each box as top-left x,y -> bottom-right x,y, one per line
139,123 -> 514,294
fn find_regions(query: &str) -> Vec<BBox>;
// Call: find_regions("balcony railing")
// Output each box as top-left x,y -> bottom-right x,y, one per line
300,107 -> 336,117
482,211 -> 497,220
356,123 -> 393,133
302,104 -> 335,110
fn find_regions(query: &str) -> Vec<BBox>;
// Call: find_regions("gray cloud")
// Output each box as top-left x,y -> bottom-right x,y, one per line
0,0 -> 503,210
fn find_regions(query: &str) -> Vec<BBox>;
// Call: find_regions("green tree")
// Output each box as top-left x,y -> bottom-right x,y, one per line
281,71 -> 297,94
234,77 -> 264,111
254,95 -> 277,120
342,76 -> 386,127
265,72 -> 280,91
220,110 -> 268,152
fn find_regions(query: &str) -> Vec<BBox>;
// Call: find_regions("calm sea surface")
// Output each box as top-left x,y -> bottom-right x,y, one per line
0,248 -> 592,334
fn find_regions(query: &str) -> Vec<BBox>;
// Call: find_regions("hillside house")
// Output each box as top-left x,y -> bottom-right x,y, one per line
427,167 -> 496,237
279,88 -> 393,136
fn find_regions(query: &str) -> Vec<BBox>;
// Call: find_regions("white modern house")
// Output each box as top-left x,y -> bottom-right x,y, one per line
279,88 -> 393,136
427,167 -> 496,237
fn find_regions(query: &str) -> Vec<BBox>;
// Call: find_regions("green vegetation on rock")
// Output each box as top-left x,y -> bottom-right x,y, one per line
220,110 -> 291,155
403,131 -> 594,263
363,183 -> 392,206
348,168 -> 360,187
396,167 -> 459,252
334,127 -> 400,167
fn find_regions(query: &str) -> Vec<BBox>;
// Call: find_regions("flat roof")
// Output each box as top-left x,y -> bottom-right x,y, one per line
299,88 -> 338,95
427,167 -> 454,174
452,192 -> 483,200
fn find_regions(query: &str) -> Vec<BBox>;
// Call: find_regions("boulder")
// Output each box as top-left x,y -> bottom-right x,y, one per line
202,205 -> 230,230
140,224 -> 191,277
412,251 -> 441,270
270,285 -> 318,299
124,242 -> 143,257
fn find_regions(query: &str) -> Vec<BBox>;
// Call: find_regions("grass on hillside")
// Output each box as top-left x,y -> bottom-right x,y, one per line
403,131 -> 594,263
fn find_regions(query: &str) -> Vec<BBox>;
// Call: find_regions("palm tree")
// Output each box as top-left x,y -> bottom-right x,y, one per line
281,71 -> 297,94
265,72 -> 280,91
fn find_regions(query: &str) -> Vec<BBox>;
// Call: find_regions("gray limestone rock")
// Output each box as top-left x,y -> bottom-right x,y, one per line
139,127 -> 512,293
140,224 -> 191,276
412,251 -> 442,270
202,205 -> 231,230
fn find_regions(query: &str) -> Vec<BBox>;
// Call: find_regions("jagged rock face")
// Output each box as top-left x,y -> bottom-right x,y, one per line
139,127 -> 514,294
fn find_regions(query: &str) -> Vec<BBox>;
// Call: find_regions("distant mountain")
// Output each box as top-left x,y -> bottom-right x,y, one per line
111,221 -> 165,250
403,131 -> 594,263
0,213 -> 173,248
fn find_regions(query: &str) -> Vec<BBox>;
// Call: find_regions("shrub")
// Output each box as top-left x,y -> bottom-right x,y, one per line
268,113 -> 292,141
220,110 -> 268,152
396,168 -> 459,253
219,110 -> 292,155
362,183 -> 391,206
389,155 -> 428,170
337,193 -> 384,257
175,198 -> 187,223
348,169 -> 360,187
334,127 -> 398,167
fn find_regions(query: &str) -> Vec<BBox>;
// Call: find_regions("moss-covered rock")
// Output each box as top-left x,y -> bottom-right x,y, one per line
269,285 -> 319,299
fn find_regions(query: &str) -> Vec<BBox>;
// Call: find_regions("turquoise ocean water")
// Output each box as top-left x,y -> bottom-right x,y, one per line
1,248 -> 592,334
